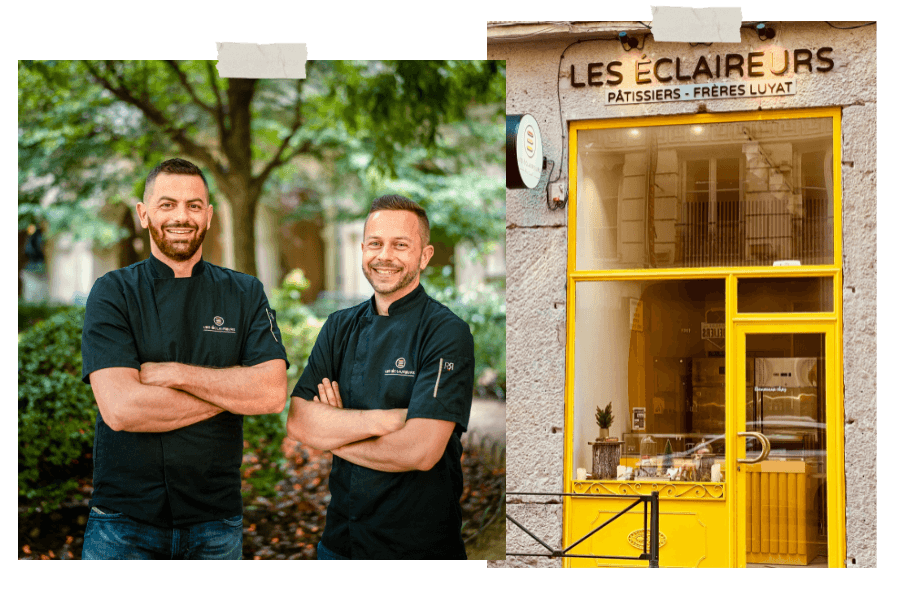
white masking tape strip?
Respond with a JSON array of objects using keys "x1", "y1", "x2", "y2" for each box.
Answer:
[
  {"x1": 215, "y1": 43, "x2": 307, "y2": 79},
  {"x1": 651, "y1": 7, "x2": 742, "y2": 43}
]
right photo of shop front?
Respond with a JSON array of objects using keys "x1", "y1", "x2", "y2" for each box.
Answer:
[{"x1": 493, "y1": 19, "x2": 875, "y2": 568}]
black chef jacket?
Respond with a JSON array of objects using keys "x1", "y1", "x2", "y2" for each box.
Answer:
[
  {"x1": 81, "y1": 254, "x2": 288, "y2": 528},
  {"x1": 292, "y1": 284, "x2": 474, "y2": 559}
]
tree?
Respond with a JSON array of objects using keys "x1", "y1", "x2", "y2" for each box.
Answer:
[
  {"x1": 295, "y1": 102, "x2": 506, "y2": 262},
  {"x1": 18, "y1": 61, "x2": 158, "y2": 252},
  {"x1": 18, "y1": 60, "x2": 505, "y2": 277}
]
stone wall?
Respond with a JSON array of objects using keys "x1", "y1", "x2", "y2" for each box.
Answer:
[{"x1": 490, "y1": 21, "x2": 876, "y2": 568}]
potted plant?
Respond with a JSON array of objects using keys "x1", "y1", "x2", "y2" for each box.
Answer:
[{"x1": 595, "y1": 402, "x2": 614, "y2": 441}]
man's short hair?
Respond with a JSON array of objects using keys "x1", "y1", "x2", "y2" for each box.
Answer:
[
  {"x1": 366, "y1": 195, "x2": 431, "y2": 247},
  {"x1": 144, "y1": 158, "x2": 210, "y2": 203}
]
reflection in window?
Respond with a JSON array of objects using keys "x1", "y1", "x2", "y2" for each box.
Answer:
[
  {"x1": 573, "y1": 279, "x2": 727, "y2": 482},
  {"x1": 744, "y1": 333, "x2": 828, "y2": 565},
  {"x1": 575, "y1": 118, "x2": 834, "y2": 270},
  {"x1": 683, "y1": 157, "x2": 743, "y2": 265},
  {"x1": 738, "y1": 277, "x2": 833, "y2": 313}
]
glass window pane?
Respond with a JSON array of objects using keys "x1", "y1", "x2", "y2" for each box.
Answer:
[
  {"x1": 744, "y1": 333, "x2": 828, "y2": 566},
  {"x1": 738, "y1": 277, "x2": 833, "y2": 312},
  {"x1": 575, "y1": 118, "x2": 835, "y2": 270},
  {"x1": 573, "y1": 279, "x2": 726, "y2": 482}
]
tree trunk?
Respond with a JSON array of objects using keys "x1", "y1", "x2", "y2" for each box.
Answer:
[
  {"x1": 227, "y1": 191, "x2": 258, "y2": 276},
  {"x1": 117, "y1": 204, "x2": 144, "y2": 268},
  {"x1": 209, "y1": 176, "x2": 259, "y2": 277},
  {"x1": 214, "y1": 78, "x2": 259, "y2": 276}
]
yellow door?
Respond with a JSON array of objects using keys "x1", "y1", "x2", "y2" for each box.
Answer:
[{"x1": 730, "y1": 320, "x2": 844, "y2": 567}]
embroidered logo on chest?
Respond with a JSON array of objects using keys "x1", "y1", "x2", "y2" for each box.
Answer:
[
  {"x1": 203, "y1": 315, "x2": 236, "y2": 334},
  {"x1": 385, "y1": 357, "x2": 415, "y2": 378}
]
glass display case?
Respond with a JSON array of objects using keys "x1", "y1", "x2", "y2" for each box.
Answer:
[{"x1": 621, "y1": 432, "x2": 724, "y2": 482}]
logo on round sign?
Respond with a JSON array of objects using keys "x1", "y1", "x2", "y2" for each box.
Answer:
[
  {"x1": 525, "y1": 124, "x2": 536, "y2": 158},
  {"x1": 515, "y1": 114, "x2": 542, "y2": 189}
]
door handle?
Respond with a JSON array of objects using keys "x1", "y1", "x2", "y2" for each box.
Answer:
[{"x1": 737, "y1": 431, "x2": 771, "y2": 464}]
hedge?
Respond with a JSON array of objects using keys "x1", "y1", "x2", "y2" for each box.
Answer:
[
  {"x1": 18, "y1": 307, "x2": 95, "y2": 513},
  {"x1": 17, "y1": 271, "x2": 325, "y2": 511}
]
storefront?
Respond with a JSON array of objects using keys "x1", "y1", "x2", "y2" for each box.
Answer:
[{"x1": 492, "y1": 21, "x2": 876, "y2": 568}]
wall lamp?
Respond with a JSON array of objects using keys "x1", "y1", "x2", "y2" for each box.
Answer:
[
  {"x1": 618, "y1": 31, "x2": 642, "y2": 51},
  {"x1": 756, "y1": 22, "x2": 776, "y2": 41}
]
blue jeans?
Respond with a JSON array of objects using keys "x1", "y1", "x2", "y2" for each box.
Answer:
[
  {"x1": 316, "y1": 541, "x2": 349, "y2": 560},
  {"x1": 82, "y1": 507, "x2": 243, "y2": 560}
]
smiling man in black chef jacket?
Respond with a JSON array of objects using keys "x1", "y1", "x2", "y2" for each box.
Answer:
[
  {"x1": 286, "y1": 195, "x2": 475, "y2": 560},
  {"x1": 80, "y1": 158, "x2": 288, "y2": 559}
]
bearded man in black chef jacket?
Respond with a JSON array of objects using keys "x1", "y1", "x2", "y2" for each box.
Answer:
[{"x1": 80, "y1": 158, "x2": 288, "y2": 559}]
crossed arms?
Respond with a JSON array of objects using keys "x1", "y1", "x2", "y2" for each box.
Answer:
[
  {"x1": 286, "y1": 379, "x2": 456, "y2": 473},
  {"x1": 89, "y1": 359, "x2": 287, "y2": 433}
]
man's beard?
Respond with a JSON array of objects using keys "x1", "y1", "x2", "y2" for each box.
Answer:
[
  {"x1": 363, "y1": 260, "x2": 420, "y2": 296},
  {"x1": 147, "y1": 215, "x2": 207, "y2": 262}
]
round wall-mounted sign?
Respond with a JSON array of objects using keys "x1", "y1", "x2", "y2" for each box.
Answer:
[{"x1": 506, "y1": 114, "x2": 543, "y2": 189}]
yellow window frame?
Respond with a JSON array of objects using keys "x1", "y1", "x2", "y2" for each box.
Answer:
[{"x1": 563, "y1": 107, "x2": 844, "y2": 567}]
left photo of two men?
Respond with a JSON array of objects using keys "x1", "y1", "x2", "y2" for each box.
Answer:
[{"x1": 17, "y1": 60, "x2": 506, "y2": 560}]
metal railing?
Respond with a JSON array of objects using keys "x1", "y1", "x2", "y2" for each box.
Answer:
[{"x1": 506, "y1": 490, "x2": 660, "y2": 567}]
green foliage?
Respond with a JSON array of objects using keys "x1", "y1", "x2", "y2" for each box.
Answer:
[
  {"x1": 19, "y1": 60, "x2": 506, "y2": 277},
  {"x1": 18, "y1": 61, "x2": 163, "y2": 247},
  {"x1": 18, "y1": 301, "x2": 71, "y2": 333},
  {"x1": 305, "y1": 69, "x2": 506, "y2": 263},
  {"x1": 595, "y1": 402, "x2": 614, "y2": 429},
  {"x1": 268, "y1": 269, "x2": 325, "y2": 385},
  {"x1": 18, "y1": 307, "x2": 95, "y2": 513},
  {"x1": 309, "y1": 294, "x2": 365, "y2": 320},
  {"x1": 335, "y1": 60, "x2": 505, "y2": 177},
  {"x1": 241, "y1": 409, "x2": 290, "y2": 500},
  {"x1": 356, "y1": 128, "x2": 505, "y2": 255},
  {"x1": 424, "y1": 281, "x2": 506, "y2": 399},
  {"x1": 243, "y1": 268, "x2": 326, "y2": 483}
]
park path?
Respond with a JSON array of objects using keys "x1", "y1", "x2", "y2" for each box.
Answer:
[{"x1": 464, "y1": 398, "x2": 506, "y2": 444}]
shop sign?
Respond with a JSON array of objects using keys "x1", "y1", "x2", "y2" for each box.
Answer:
[
  {"x1": 568, "y1": 47, "x2": 833, "y2": 106},
  {"x1": 506, "y1": 113, "x2": 543, "y2": 189},
  {"x1": 607, "y1": 80, "x2": 795, "y2": 105}
]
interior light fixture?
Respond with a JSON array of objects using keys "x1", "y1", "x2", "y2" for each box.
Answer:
[
  {"x1": 618, "y1": 31, "x2": 640, "y2": 51},
  {"x1": 756, "y1": 22, "x2": 776, "y2": 41}
]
